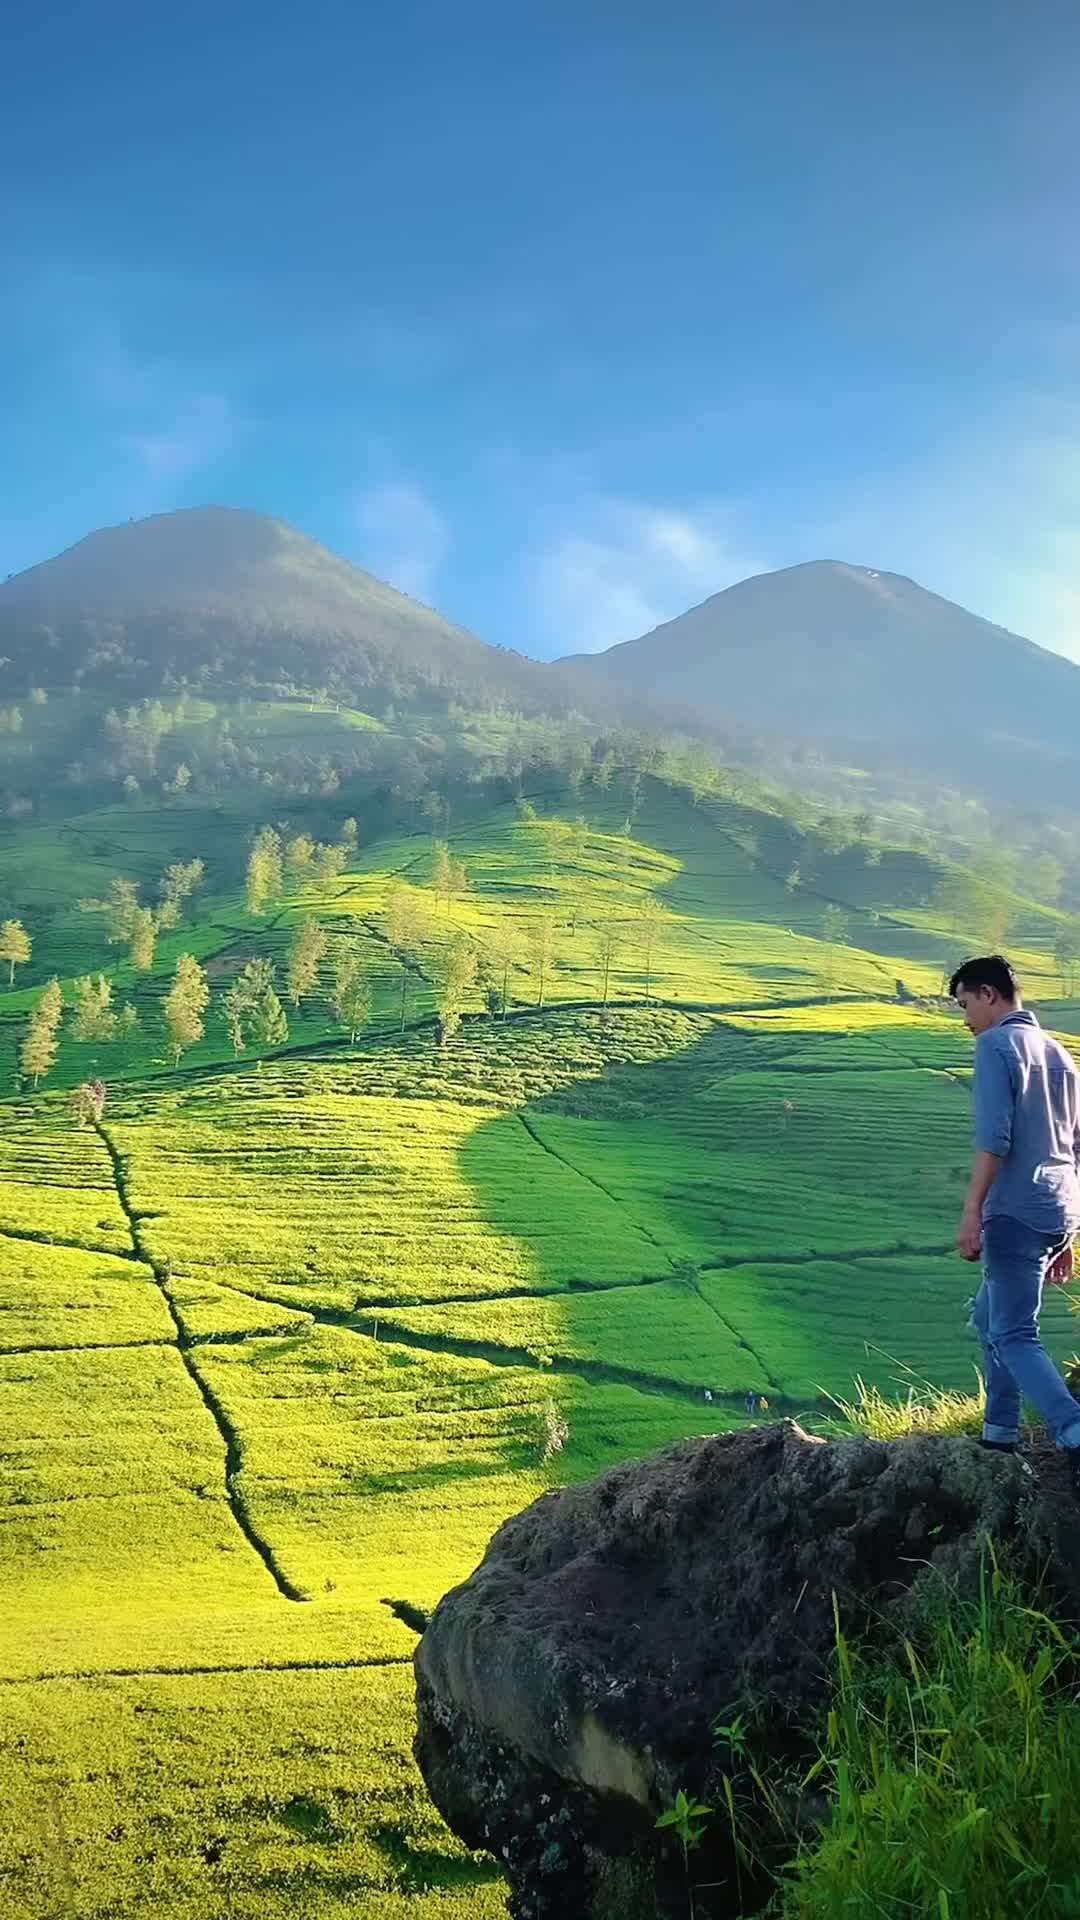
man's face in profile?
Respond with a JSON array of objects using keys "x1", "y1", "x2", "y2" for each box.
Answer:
[{"x1": 954, "y1": 985, "x2": 998, "y2": 1036}]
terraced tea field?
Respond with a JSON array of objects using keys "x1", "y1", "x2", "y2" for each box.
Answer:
[{"x1": 4, "y1": 778, "x2": 1079, "y2": 1917}]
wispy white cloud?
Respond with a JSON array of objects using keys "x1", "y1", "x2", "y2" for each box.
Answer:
[
  {"x1": 532, "y1": 498, "x2": 761, "y2": 655},
  {"x1": 119, "y1": 387, "x2": 236, "y2": 480},
  {"x1": 353, "y1": 481, "x2": 449, "y2": 601}
]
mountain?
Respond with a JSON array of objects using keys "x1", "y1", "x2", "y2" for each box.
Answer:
[
  {"x1": 561, "y1": 560, "x2": 1080, "y2": 796},
  {"x1": 0, "y1": 506, "x2": 577, "y2": 714}
]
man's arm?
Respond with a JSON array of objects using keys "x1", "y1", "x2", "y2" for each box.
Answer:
[
  {"x1": 956, "y1": 1041, "x2": 1013, "y2": 1261},
  {"x1": 956, "y1": 1149, "x2": 1003, "y2": 1260}
]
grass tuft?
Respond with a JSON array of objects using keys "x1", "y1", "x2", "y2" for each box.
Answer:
[
  {"x1": 825, "y1": 1353, "x2": 984, "y2": 1440},
  {"x1": 782, "y1": 1553, "x2": 1080, "y2": 1918}
]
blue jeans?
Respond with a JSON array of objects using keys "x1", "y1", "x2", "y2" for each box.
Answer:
[{"x1": 970, "y1": 1214, "x2": 1080, "y2": 1448}]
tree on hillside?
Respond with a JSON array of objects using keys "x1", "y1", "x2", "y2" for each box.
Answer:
[
  {"x1": 448, "y1": 856, "x2": 469, "y2": 916},
  {"x1": 340, "y1": 817, "x2": 359, "y2": 853},
  {"x1": 247, "y1": 965, "x2": 289, "y2": 1049},
  {"x1": 285, "y1": 834, "x2": 316, "y2": 884},
  {"x1": 436, "y1": 934, "x2": 477, "y2": 1045},
  {"x1": 70, "y1": 1080, "x2": 106, "y2": 1126},
  {"x1": 314, "y1": 841, "x2": 348, "y2": 886},
  {"x1": 222, "y1": 976, "x2": 251, "y2": 1055},
  {"x1": 72, "y1": 973, "x2": 118, "y2": 1043},
  {"x1": 537, "y1": 817, "x2": 570, "y2": 873},
  {"x1": 286, "y1": 918, "x2": 327, "y2": 1007},
  {"x1": 430, "y1": 840, "x2": 453, "y2": 914},
  {"x1": 246, "y1": 826, "x2": 284, "y2": 915},
  {"x1": 107, "y1": 878, "x2": 141, "y2": 945},
  {"x1": 528, "y1": 911, "x2": 557, "y2": 1008},
  {"x1": 128, "y1": 906, "x2": 157, "y2": 972},
  {"x1": 116, "y1": 1003, "x2": 141, "y2": 1051},
  {"x1": 162, "y1": 954, "x2": 209, "y2": 1066},
  {"x1": 157, "y1": 859, "x2": 205, "y2": 928},
  {"x1": 20, "y1": 977, "x2": 63, "y2": 1088},
  {"x1": 594, "y1": 919, "x2": 624, "y2": 1006},
  {"x1": 1054, "y1": 924, "x2": 1080, "y2": 997},
  {"x1": 78, "y1": 877, "x2": 141, "y2": 946},
  {"x1": 385, "y1": 882, "x2": 432, "y2": 1031},
  {"x1": 482, "y1": 918, "x2": 526, "y2": 1019},
  {"x1": 0, "y1": 918, "x2": 30, "y2": 987},
  {"x1": 331, "y1": 950, "x2": 370, "y2": 1043},
  {"x1": 637, "y1": 896, "x2": 669, "y2": 1002},
  {"x1": 223, "y1": 957, "x2": 289, "y2": 1052}
]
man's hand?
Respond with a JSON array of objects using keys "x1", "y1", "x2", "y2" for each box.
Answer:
[
  {"x1": 1047, "y1": 1243, "x2": 1075, "y2": 1289},
  {"x1": 956, "y1": 1206, "x2": 983, "y2": 1262}
]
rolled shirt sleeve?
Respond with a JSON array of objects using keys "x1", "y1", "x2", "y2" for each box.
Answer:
[{"x1": 973, "y1": 1039, "x2": 1014, "y2": 1157}]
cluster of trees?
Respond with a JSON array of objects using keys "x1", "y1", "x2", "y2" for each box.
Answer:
[
  {"x1": 15, "y1": 909, "x2": 380, "y2": 1087},
  {"x1": 20, "y1": 969, "x2": 144, "y2": 1085},
  {"x1": 245, "y1": 823, "x2": 357, "y2": 915},
  {"x1": 380, "y1": 833, "x2": 674, "y2": 1046},
  {"x1": 78, "y1": 859, "x2": 205, "y2": 973}
]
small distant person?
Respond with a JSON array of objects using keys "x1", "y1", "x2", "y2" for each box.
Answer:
[
  {"x1": 758, "y1": 1395, "x2": 768, "y2": 1414},
  {"x1": 951, "y1": 956, "x2": 1080, "y2": 1490},
  {"x1": 744, "y1": 1388, "x2": 756, "y2": 1416}
]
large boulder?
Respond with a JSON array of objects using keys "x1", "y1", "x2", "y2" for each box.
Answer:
[{"x1": 414, "y1": 1420, "x2": 1080, "y2": 1919}]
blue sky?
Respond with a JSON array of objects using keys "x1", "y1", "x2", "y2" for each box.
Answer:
[{"x1": 3, "y1": 0, "x2": 1078, "y2": 659}]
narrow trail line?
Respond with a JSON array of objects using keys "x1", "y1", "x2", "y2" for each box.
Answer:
[
  {"x1": 688, "y1": 1276, "x2": 784, "y2": 1396},
  {"x1": 351, "y1": 1271, "x2": 676, "y2": 1313},
  {"x1": 200, "y1": 1271, "x2": 795, "y2": 1411},
  {"x1": 0, "y1": 1654, "x2": 411, "y2": 1689},
  {"x1": 0, "y1": 1338, "x2": 173, "y2": 1359},
  {"x1": 196, "y1": 1267, "x2": 675, "y2": 1322},
  {"x1": 346, "y1": 1309, "x2": 778, "y2": 1406},
  {"x1": 516, "y1": 1112, "x2": 674, "y2": 1262},
  {"x1": 92, "y1": 1122, "x2": 306, "y2": 1605},
  {"x1": 0, "y1": 1223, "x2": 141, "y2": 1261},
  {"x1": 700, "y1": 1240, "x2": 954, "y2": 1274}
]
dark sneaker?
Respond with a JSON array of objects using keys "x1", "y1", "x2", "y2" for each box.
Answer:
[{"x1": 977, "y1": 1438, "x2": 1019, "y2": 1453}]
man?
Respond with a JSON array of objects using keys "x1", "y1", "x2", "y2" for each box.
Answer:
[{"x1": 951, "y1": 954, "x2": 1080, "y2": 1489}]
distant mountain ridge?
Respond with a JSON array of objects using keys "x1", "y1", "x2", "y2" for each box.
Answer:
[
  {"x1": 561, "y1": 559, "x2": 1080, "y2": 795},
  {"x1": 0, "y1": 506, "x2": 577, "y2": 714},
  {"x1": 6, "y1": 515, "x2": 1078, "y2": 808}
]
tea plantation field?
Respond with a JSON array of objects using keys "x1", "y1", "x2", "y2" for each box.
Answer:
[{"x1": 2, "y1": 779, "x2": 1078, "y2": 1917}]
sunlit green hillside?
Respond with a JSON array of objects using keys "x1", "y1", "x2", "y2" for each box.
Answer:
[{"x1": 2, "y1": 764, "x2": 1078, "y2": 1917}]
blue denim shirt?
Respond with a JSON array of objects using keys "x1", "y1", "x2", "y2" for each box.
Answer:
[{"x1": 973, "y1": 1010, "x2": 1080, "y2": 1232}]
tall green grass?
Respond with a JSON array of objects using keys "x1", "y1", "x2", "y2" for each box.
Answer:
[{"x1": 781, "y1": 1558, "x2": 1080, "y2": 1918}]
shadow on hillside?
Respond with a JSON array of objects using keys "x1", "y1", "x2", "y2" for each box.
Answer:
[
  {"x1": 620, "y1": 779, "x2": 959, "y2": 982},
  {"x1": 454, "y1": 1009, "x2": 980, "y2": 1401}
]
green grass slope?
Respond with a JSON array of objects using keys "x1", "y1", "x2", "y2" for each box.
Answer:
[{"x1": 2, "y1": 773, "x2": 1079, "y2": 1916}]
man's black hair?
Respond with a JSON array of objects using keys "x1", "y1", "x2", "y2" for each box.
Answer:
[{"x1": 948, "y1": 955, "x2": 1019, "y2": 1002}]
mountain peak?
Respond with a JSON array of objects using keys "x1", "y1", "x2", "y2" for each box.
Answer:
[
  {"x1": 2, "y1": 505, "x2": 417, "y2": 619},
  {"x1": 559, "y1": 556, "x2": 1078, "y2": 796},
  {"x1": 0, "y1": 506, "x2": 571, "y2": 714}
]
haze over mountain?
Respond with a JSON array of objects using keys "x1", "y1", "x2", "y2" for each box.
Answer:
[
  {"x1": 563, "y1": 560, "x2": 1080, "y2": 799},
  {"x1": 0, "y1": 507, "x2": 581, "y2": 716},
  {"x1": 6, "y1": 512, "x2": 1080, "y2": 815}
]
